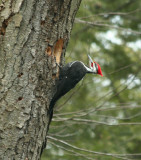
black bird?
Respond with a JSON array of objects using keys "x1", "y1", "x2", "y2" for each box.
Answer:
[{"x1": 48, "y1": 55, "x2": 103, "y2": 123}]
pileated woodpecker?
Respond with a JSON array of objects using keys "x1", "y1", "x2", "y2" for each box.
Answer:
[{"x1": 49, "y1": 55, "x2": 103, "y2": 123}]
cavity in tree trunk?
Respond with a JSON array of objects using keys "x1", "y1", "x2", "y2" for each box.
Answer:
[{"x1": 0, "y1": 0, "x2": 82, "y2": 159}]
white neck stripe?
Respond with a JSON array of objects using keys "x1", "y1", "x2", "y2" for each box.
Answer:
[{"x1": 70, "y1": 61, "x2": 94, "y2": 73}]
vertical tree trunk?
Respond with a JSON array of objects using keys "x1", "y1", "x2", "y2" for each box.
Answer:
[{"x1": 0, "y1": 0, "x2": 81, "y2": 159}]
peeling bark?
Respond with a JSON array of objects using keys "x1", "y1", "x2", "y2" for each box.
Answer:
[{"x1": 0, "y1": 0, "x2": 82, "y2": 159}]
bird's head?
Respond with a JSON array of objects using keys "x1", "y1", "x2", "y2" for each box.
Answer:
[{"x1": 88, "y1": 55, "x2": 103, "y2": 77}]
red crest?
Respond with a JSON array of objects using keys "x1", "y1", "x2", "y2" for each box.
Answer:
[{"x1": 95, "y1": 62, "x2": 103, "y2": 77}]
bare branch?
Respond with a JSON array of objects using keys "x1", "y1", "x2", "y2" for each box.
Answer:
[
  {"x1": 49, "y1": 132, "x2": 77, "y2": 138},
  {"x1": 53, "y1": 117, "x2": 141, "y2": 126},
  {"x1": 49, "y1": 141, "x2": 95, "y2": 160},
  {"x1": 78, "y1": 8, "x2": 141, "y2": 19},
  {"x1": 75, "y1": 19, "x2": 141, "y2": 35},
  {"x1": 47, "y1": 136, "x2": 141, "y2": 159},
  {"x1": 108, "y1": 64, "x2": 134, "y2": 75},
  {"x1": 91, "y1": 112, "x2": 141, "y2": 120},
  {"x1": 54, "y1": 105, "x2": 141, "y2": 117}
]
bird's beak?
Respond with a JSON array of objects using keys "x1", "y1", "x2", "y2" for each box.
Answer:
[
  {"x1": 88, "y1": 55, "x2": 94, "y2": 63},
  {"x1": 88, "y1": 55, "x2": 94, "y2": 69}
]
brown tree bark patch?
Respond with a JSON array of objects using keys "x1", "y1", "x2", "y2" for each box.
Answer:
[
  {"x1": 53, "y1": 39, "x2": 64, "y2": 64},
  {"x1": 0, "y1": 19, "x2": 9, "y2": 35},
  {"x1": 46, "y1": 46, "x2": 52, "y2": 56}
]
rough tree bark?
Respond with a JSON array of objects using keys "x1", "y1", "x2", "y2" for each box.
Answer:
[{"x1": 0, "y1": 0, "x2": 82, "y2": 159}]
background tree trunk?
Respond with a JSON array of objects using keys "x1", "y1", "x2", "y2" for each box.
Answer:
[{"x1": 0, "y1": 0, "x2": 81, "y2": 159}]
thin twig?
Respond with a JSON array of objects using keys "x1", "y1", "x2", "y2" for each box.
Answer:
[
  {"x1": 49, "y1": 141, "x2": 96, "y2": 160},
  {"x1": 53, "y1": 117, "x2": 141, "y2": 126},
  {"x1": 90, "y1": 112, "x2": 141, "y2": 120},
  {"x1": 47, "y1": 136, "x2": 141, "y2": 159},
  {"x1": 78, "y1": 9, "x2": 141, "y2": 19},
  {"x1": 54, "y1": 105, "x2": 141, "y2": 118},
  {"x1": 49, "y1": 132, "x2": 77, "y2": 138},
  {"x1": 75, "y1": 19, "x2": 141, "y2": 35}
]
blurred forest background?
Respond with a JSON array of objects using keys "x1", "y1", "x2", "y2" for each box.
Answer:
[{"x1": 42, "y1": 0, "x2": 141, "y2": 159}]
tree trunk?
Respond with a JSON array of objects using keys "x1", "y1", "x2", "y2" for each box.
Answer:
[{"x1": 0, "y1": 0, "x2": 81, "y2": 159}]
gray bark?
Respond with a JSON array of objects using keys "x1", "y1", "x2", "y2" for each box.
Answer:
[{"x1": 0, "y1": 0, "x2": 81, "y2": 159}]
